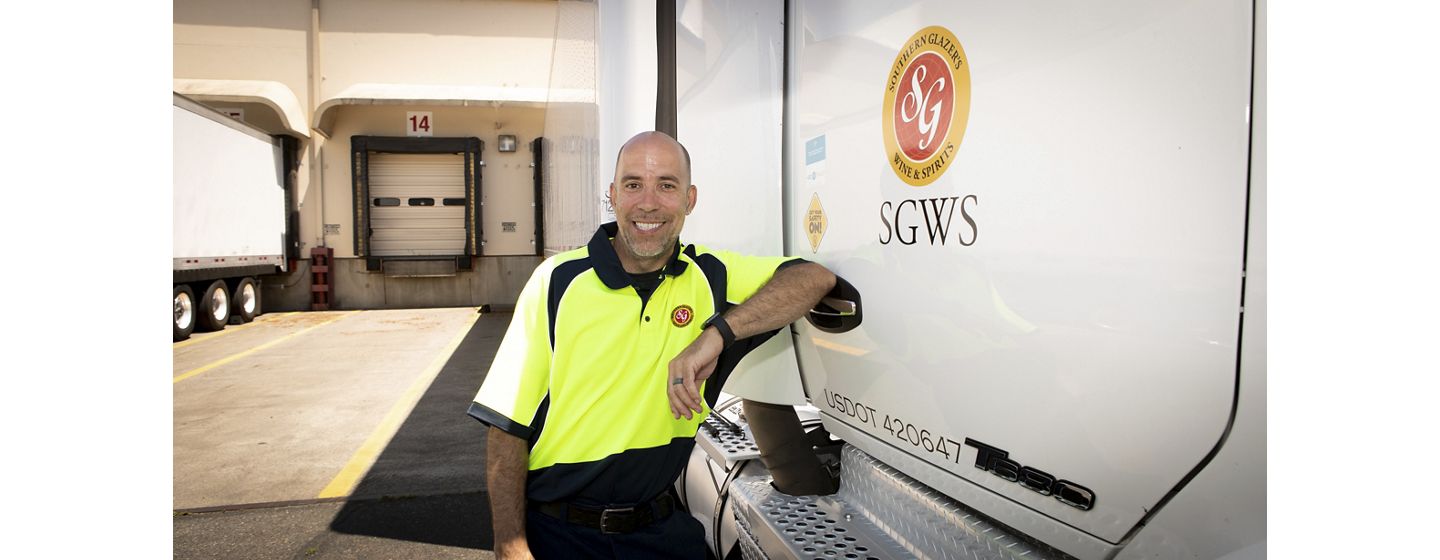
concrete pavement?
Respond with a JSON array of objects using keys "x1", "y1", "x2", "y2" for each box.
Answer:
[{"x1": 173, "y1": 308, "x2": 510, "y2": 558}]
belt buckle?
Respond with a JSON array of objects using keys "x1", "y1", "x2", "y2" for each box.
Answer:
[{"x1": 599, "y1": 506, "x2": 636, "y2": 534}]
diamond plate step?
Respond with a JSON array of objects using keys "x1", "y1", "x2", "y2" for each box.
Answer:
[
  {"x1": 730, "y1": 445, "x2": 1067, "y2": 560},
  {"x1": 698, "y1": 412, "x2": 761, "y2": 464},
  {"x1": 732, "y1": 474, "x2": 909, "y2": 560}
]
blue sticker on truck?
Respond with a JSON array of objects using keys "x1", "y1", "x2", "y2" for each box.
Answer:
[{"x1": 805, "y1": 135, "x2": 826, "y2": 165}]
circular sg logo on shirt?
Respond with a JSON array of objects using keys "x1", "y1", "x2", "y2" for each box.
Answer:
[
  {"x1": 882, "y1": 26, "x2": 971, "y2": 186},
  {"x1": 671, "y1": 305, "x2": 694, "y2": 327}
]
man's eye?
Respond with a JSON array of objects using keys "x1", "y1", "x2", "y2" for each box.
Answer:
[
  {"x1": 661, "y1": 183, "x2": 676, "y2": 191},
  {"x1": 625, "y1": 183, "x2": 641, "y2": 190}
]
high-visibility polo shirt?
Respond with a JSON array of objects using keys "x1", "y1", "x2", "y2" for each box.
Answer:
[{"x1": 469, "y1": 222, "x2": 803, "y2": 506}]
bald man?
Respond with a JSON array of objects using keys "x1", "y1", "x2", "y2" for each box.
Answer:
[{"x1": 471, "y1": 131, "x2": 836, "y2": 559}]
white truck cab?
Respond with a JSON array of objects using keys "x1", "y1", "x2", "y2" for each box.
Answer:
[{"x1": 662, "y1": 1, "x2": 1266, "y2": 559}]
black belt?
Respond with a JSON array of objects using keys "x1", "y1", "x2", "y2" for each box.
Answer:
[{"x1": 529, "y1": 493, "x2": 675, "y2": 534}]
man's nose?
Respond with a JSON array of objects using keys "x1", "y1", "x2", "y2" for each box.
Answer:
[{"x1": 635, "y1": 187, "x2": 661, "y2": 211}]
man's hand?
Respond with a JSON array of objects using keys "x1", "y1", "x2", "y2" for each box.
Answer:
[
  {"x1": 665, "y1": 262, "x2": 837, "y2": 420},
  {"x1": 668, "y1": 327, "x2": 723, "y2": 419}
]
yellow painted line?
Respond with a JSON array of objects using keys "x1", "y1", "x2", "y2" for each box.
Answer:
[
  {"x1": 318, "y1": 310, "x2": 483, "y2": 499},
  {"x1": 813, "y1": 337, "x2": 870, "y2": 356},
  {"x1": 172, "y1": 320, "x2": 257, "y2": 350},
  {"x1": 171, "y1": 312, "x2": 305, "y2": 350},
  {"x1": 172, "y1": 311, "x2": 362, "y2": 384}
]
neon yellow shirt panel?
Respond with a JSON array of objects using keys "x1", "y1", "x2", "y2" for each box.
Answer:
[
  {"x1": 527, "y1": 258, "x2": 719, "y2": 469},
  {"x1": 471, "y1": 249, "x2": 581, "y2": 430},
  {"x1": 688, "y1": 244, "x2": 796, "y2": 304}
]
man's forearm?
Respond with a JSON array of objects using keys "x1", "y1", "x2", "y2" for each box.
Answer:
[
  {"x1": 487, "y1": 426, "x2": 532, "y2": 559},
  {"x1": 668, "y1": 261, "x2": 838, "y2": 419},
  {"x1": 723, "y1": 262, "x2": 837, "y2": 340}
]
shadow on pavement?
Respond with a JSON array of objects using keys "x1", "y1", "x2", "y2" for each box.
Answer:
[
  {"x1": 326, "y1": 311, "x2": 511, "y2": 550},
  {"x1": 328, "y1": 492, "x2": 494, "y2": 551}
]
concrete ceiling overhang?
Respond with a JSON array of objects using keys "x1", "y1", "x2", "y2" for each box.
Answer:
[
  {"x1": 173, "y1": 79, "x2": 310, "y2": 139},
  {"x1": 312, "y1": 83, "x2": 579, "y2": 138}
]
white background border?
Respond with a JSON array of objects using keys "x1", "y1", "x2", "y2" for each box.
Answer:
[{"x1": 4, "y1": 1, "x2": 1439, "y2": 557}]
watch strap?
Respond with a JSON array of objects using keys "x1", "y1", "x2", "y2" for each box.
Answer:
[{"x1": 705, "y1": 313, "x2": 736, "y2": 349}]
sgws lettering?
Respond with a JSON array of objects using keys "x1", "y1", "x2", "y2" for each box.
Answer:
[{"x1": 879, "y1": 195, "x2": 978, "y2": 246}]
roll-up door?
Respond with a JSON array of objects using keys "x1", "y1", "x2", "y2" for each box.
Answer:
[{"x1": 368, "y1": 153, "x2": 466, "y2": 256}]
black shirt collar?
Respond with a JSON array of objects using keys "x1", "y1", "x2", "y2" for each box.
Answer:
[{"x1": 588, "y1": 221, "x2": 690, "y2": 290}]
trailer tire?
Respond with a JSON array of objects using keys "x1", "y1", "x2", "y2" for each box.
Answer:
[
  {"x1": 174, "y1": 284, "x2": 197, "y2": 342},
  {"x1": 197, "y1": 280, "x2": 231, "y2": 332},
  {"x1": 231, "y1": 277, "x2": 260, "y2": 323}
]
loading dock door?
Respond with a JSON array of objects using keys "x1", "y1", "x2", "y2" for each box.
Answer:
[{"x1": 368, "y1": 153, "x2": 466, "y2": 256}]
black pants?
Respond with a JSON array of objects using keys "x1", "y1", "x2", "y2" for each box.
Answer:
[{"x1": 526, "y1": 507, "x2": 707, "y2": 559}]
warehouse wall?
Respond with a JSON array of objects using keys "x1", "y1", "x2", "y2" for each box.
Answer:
[
  {"x1": 174, "y1": 0, "x2": 560, "y2": 311},
  {"x1": 173, "y1": 0, "x2": 311, "y2": 104},
  {"x1": 317, "y1": 0, "x2": 557, "y2": 100},
  {"x1": 320, "y1": 104, "x2": 547, "y2": 259}
]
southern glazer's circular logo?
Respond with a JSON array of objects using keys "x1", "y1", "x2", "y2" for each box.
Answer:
[
  {"x1": 882, "y1": 26, "x2": 971, "y2": 186},
  {"x1": 671, "y1": 305, "x2": 694, "y2": 327}
]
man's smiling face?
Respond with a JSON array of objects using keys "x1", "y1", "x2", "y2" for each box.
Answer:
[{"x1": 609, "y1": 133, "x2": 696, "y2": 272}]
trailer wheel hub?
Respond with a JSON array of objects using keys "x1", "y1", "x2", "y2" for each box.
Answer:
[{"x1": 175, "y1": 291, "x2": 194, "y2": 329}]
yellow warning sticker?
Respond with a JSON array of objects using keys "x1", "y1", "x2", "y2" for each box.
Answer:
[{"x1": 806, "y1": 193, "x2": 828, "y2": 253}]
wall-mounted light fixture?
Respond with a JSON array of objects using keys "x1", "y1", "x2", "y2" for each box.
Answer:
[{"x1": 498, "y1": 134, "x2": 517, "y2": 152}]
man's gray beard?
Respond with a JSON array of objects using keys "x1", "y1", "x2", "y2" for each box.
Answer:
[{"x1": 619, "y1": 229, "x2": 675, "y2": 260}]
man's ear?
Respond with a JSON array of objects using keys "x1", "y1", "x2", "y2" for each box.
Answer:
[
  {"x1": 686, "y1": 184, "x2": 697, "y2": 215},
  {"x1": 608, "y1": 182, "x2": 616, "y2": 202}
]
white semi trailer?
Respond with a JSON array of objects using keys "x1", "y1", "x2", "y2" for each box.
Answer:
[
  {"x1": 172, "y1": 93, "x2": 292, "y2": 341},
  {"x1": 644, "y1": 1, "x2": 1267, "y2": 559}
]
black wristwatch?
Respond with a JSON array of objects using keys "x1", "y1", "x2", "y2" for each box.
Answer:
[{"x1": 703, "y1": 313, "x2": 736, "y2": 349}]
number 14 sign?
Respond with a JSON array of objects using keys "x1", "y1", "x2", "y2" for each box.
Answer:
[{"x1": 406, "y1": 112, "x2": 433, "y2": 137}]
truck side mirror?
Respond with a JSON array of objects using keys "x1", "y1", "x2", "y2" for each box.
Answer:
[{"x1": 806, "y1": 275, "x2": 861, "y2": 333}]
